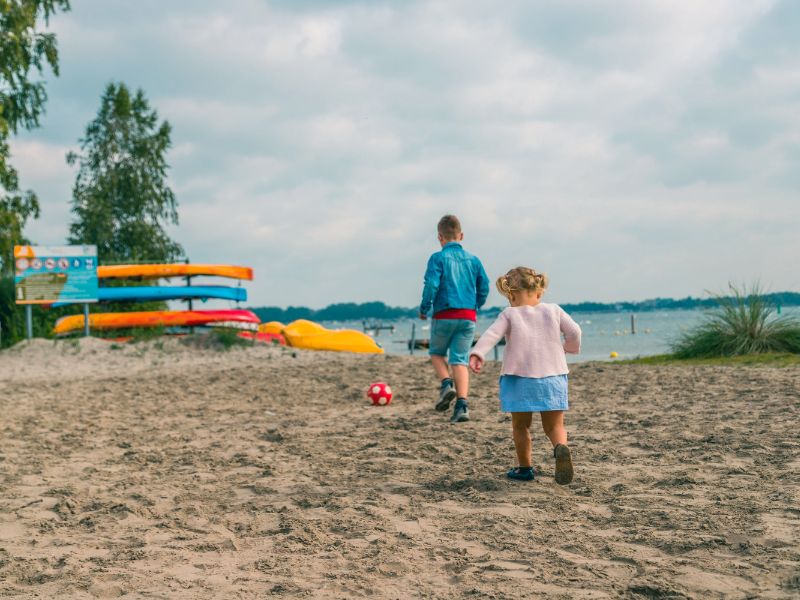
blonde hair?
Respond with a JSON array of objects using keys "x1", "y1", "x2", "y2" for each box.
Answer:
[
  {"x1": 496, "y1": 266, "x2": 548, "y2": 299},
  {"x1": 437, "y1": 214, "x2": 461, "y2": 240}
]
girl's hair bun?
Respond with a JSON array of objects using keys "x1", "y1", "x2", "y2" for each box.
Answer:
[{"x1": 495, "y1": 266, "x2": 548, "y2": 299}]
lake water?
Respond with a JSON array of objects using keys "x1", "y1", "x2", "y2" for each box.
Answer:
[{"x1": 325, "y1": 307, "x2": 800, "y2": 362}]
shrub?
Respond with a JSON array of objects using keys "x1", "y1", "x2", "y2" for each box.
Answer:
[
  {"x1": 672, "y1": 284, "x2": 800, "y2": 358},
  {"x1": 210, "y1": 328, "x2": 249, "y2": 350},
  {"x1": 0, "y1": 276, "x2": 84, "y2": 347},
  {"x1": 130, "y1": 326, "x2": 166, "y2": 344},
  {"x1": 180, "y1": 328, "x2": 250, "y2": 351}
]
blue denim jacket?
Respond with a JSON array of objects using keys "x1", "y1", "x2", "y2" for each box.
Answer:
[{"x1": 420, "y1": 242, "x2": 490, "y2": 317}]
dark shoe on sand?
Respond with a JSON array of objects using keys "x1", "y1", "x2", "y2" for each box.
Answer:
[
  {"x1": 506, "y1": 467, "x2": 534, "y2": 481},
  {"x1": 450, "y1": 399, "x2": 469, "y2": 423},
  {"x1": 554, "y1": 444, "x2": 574, "y2": 485},
  {"x1": 435, "y1": 381, "x2": 456, "y2": 411}
]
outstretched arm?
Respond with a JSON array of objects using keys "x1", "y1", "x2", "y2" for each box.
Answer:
[
  {"x1": 559, "y1": 307, "x2": 582, "y2": 354},
  {"x1": 470, "y1": 312, "x2": 509, "y2": 372}
]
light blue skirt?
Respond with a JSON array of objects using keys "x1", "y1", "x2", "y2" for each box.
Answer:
[{"x1": 499, "y1": 374, "x2": 569, "y2": 413}]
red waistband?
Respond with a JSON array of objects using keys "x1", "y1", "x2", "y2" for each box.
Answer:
[{"x1": 433, "y1": 309, "x2": 477, "y2": 321}]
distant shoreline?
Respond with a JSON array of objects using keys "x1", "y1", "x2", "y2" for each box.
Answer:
[{"x1": 250, "y1": 292, "x2": 800, "y2": 323}]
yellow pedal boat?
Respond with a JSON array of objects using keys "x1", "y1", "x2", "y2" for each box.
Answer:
[
  {"x1": 258, "y1": 321, "x2": 285, "y2": 336},
  {"x1": 280, "y1": 320, "x2": 383, "y2": 354}
]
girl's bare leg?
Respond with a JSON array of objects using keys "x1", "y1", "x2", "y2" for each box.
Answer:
[
  {"x1": 511, "y1": 412, "x2": 533, "y2": 467},
  {"x1": 542, "y1": 410, "x2": 573, "y2": 484},
  {"x1": 540, "y1": 410, "x2": 567, "y2": 447}
]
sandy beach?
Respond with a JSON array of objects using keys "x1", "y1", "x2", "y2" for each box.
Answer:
[{"x1": 0, "y1": 338, "x2": 798, "y2": 599}]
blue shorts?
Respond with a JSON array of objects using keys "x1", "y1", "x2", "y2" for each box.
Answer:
[{"x1": 428, "y1": 319, "x2": 476, "y2": 366}]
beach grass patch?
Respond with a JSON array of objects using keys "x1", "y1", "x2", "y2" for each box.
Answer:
[
  {"x1": 129, "y1": 326, "x2": 167, "y2": 344},
  {"x1": 670, "y1": 284, "x2": 800, "y2": 359},
  {"x1": 180, "y1": 328, "x2": 250, "y2": 351},
  {"x1": 210, "y1": 328, "x2": 250, "y2": 350}
]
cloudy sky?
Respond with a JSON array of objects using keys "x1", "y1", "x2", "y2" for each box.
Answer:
[{"x1": 11, "y1": 0, "x2": 800, "y2": 308}]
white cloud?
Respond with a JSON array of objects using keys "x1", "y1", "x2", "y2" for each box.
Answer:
[{"x1": 9, "y1": 140, "x2": 73, "y2": 183}]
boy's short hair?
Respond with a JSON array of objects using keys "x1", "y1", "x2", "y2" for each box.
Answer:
[{"x1": 437, "y1": 214, "x2": 462, "y2": 240}]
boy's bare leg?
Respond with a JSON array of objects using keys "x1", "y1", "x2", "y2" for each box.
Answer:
[
  {"x1": 430, "y1": 355, "x2": 450, "y2": 380},
  {"x1": 511, "y1": 412, "x2": 533, "y2": 467},
  {"x1": 540, "y1": 411, "x2": 567, "y2": 446},
  {"x1": 431, "y1": 355, "x2": 457, "y2": 412},
  {"x1": 451, "y1": 364, "x2": 469, "y2": 399}
]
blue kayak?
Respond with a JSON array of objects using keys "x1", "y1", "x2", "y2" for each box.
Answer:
[{"x1": 53, "y1": 285, "x2": 247, "y2": 306}]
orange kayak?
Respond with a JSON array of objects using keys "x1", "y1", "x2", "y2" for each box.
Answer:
[
  {"x1": 53, "y1": 309, "x2": 260, "y2": 335},
  {"x1": 97, "y1": 264, "x2": 253, "y2": 281}
]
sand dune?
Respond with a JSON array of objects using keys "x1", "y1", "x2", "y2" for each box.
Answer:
[{"x1": 0, "y1": 338, "x2": 798, "y2": 598}]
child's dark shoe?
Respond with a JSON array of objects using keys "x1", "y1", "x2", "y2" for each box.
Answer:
[
  {"x1": 553, "y1": 443, "x2": 574, "y2": 485},
  {"x1": 435, "y1": 379, "x2": 456, "y2": 411},
  {"x1": 506, "y1": 466, "x2": 534, "y2": 481},
  {"x1": 450, "y1": 398, "x2": 469, "y2": 423}
]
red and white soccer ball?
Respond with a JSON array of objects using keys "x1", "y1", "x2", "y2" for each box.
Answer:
[{"x1": 367, "y1": 382, "x2": 393, "y2": 406}]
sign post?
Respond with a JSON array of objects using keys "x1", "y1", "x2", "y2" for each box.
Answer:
[
  {"x1": 14, "y1": 245, "x2": 99, "y2": 339},
  {"x1": 83, "y1": 303, "x2": 91, "y2": 337}
]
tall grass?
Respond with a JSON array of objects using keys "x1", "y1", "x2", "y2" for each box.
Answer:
[
  {"x1": 180, "y1": 328, "x2": 250, "y2": 351},
  {"x1": 672, "y1": 284, "x2": 800, "y2": 358}
]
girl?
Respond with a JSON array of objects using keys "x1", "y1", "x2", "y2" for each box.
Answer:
[{"x1": 469, "y1": 267, "x2": 581, "y2": 484}]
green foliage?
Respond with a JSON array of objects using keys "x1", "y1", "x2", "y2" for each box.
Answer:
[
  {"x1": 315, "y1": 301, "x2": 414, "y2": 321},
  {"x1": 495, "y1": 292, "x2": 800, "y2": 317},
  {"x1": 129, "y1": 325, "x2": 166, "y2": 344},
  {"x1": 0, "y1": 0, "x2": 70, "y2": 272},
  {"x1": 181, "y1": 328, "x2": 250, "y2": 351},
  {"x1": 210, "y1": 328, "x2": 249, "y2": 350},
  {"x1": 251, "y1": 294, "x2": 800, "y2": 323},
  {"x1": 671, "y1": 284, "x2": 800, "y2": 358},
  {"x1": 0, "y1": 274, "x2": 74, "y2": 347},
  {"x1": 67, "y1": 82, "x2": 183, "y2": 263},
  {"x1": 0, "y1": 276, "x2": 21, "y2": 345},
  {"x1": 251, "y1": 301, "x2": 416, "y2": 323},
  {"x1": 0, "y1": 191, "x2": 39, "y2": 273}
]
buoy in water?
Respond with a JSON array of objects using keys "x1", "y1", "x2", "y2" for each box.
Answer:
[{"x1": 610, "y1": 351, "x2": 619, "y2": 358}]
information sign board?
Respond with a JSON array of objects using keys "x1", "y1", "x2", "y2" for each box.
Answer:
[{"x1": 14, "y1": 245, "x2": 99, "y2": 305}]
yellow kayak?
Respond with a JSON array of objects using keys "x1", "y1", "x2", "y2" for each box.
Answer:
[
  {"x1": 97, "y1": 264, "x2": 253, "y2": 281},
  {"x1": 281, "y1": 319, "x2": 384, "y2": 354},
  {"x1": 258, "y1": 321, "x2": 285, "y2": 336}
]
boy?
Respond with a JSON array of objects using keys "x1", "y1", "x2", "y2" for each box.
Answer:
[{"x1": 419, "y1": 215, "x2": 489, "y2": 423}]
